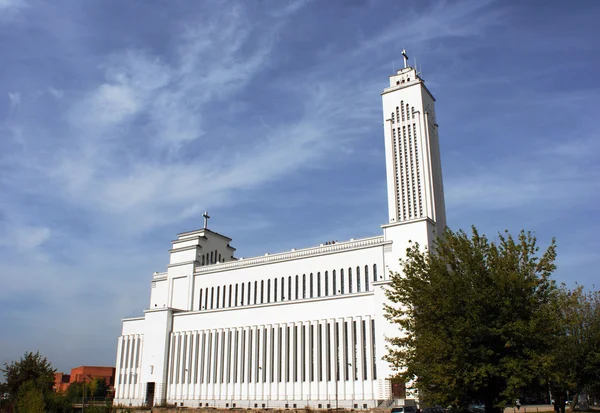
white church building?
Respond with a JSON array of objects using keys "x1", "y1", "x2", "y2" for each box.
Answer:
[{"x1": 114, "y1": 55, "x2": 446, "y2": 409}]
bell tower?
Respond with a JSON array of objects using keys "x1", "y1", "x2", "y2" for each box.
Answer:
[{"x1": 381, "y1": 51, "x2": 446, "y2": 236}]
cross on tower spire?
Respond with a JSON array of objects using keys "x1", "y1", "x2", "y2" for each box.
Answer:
[
  {"x1": 402, "y1": 49, "x2": 409, "y2": 69},
  {"x1": 202, "y1": 211, "x2": 210, "y2": 229}
]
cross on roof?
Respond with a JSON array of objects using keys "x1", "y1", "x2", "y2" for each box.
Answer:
[{"x1": 202, "y1": 211, "x2": 210, "y2": 229}]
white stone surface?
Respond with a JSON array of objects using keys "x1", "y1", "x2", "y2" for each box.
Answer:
[{"x1": 114, "y1": 62, "x2": 446, "y2": 408}]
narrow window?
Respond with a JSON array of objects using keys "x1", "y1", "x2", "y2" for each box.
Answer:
[
  {"x1": 281, "y1": 277, "x2": 285, "y2": 301},
  {"x1": 228, "y1": 284, "x2": 232, "y2": 307},
  {"x1": 356, "y1": 266, "x2": 361, "y2": 292},
  {"x1": 340, "y1": 269, "x2": 345, "y2": 294},
  {"x1": 365, "y1": 265, "x2": 369, "y2": 291},
  {"x1": 210, "y1": 251, "x2": 213, "y2": 263},
  {"x1": 204, "y1": 287, "x2": 208, "y2": 310},
  {"x1": 318, "y1": 324, "x2": 323, "y2": 381},
  {"x1": 202, "y1": 255, "x2": 205, "y2": 265},
  {"x1": 295, "y1": 276, "x2": 299, "y2": 300},
  {"x1": 216, "y1": 286, "x2": 220, "y2": 309},
  {"x1": 373, "y1": 264, "x2": 378, "y2": 282},
  {"x1": 310, "y1": 273, "x2": 314, "y2": 298},
  {"x1": 371, "y1": 320, "x2": 377, "y2": 379},
  {"x1": 325, "y1": 271, "x2": 329, "y2": 296},
  {"x1": 210, "y1": 287, "x2": 214, "y2": 309},
  {"x1": 344, "y1": 322, "x2": 349, "y2": 381},
  {"x1": 288, "y1": 276, "x2": 292, "y2": 301},
  {"x1": 274, "y1": 278, "x2": 278, "y2": 303},
  {"x1": 222, "y1": 285, "x2": 226, "y2": 308},
  {"x1": 310, "y1": 324, "x2": 314, "y2": 382},
  {"x1": 241, "y1": 330, "x2": 246, "y2": 383},
  {"x1": 333, "y1": 270, "x2": 337, "y2": 295},
  {"x1": 293, "y1": 326, "x2": 298, "y2": 382},
  {"x1": 301, "y1": 325, "x2": 306, "y2": 381},
  {"x1": 317, "y1": 272, "x2": 321, "y2": 297},
  {"x1": 218, "y1": 253, "x2": 221, "y2": 262},
  {"x1": 248, "y1": 282, "x2": 251, "y2": 305},
  {"x1": 302, "y1": 274, "x2": 306, "y2": 298},
  {"x1": 267, "y1": 279, "x2": 271, "y2": 303},
  {"x1": 199, "y1": 289, "x2": 203, "y2": 310},
  {"x1": 326, "y1": 323, "x2": 331, "y2": 381},
  {"x1": 362, "y1": 320, "x2": 368, "y2": 380},
  {"x1": 248, "y1": 330, "x2": 253, "y2": 383},
  {"x1": 241, "y1": 283, "x2": 244, "y2": 305},
  {"x1": 348, "y1": 267, "x2": 353, "y2": 293},
  {"x1": 235, "y1": 284, "x2": 238, "y2": 306},
  {"x1": 254, "y1": 281, "x2": 258, "y2": 305},
  {"x1": 261, "y1": 280, "x2": 265, "y2": 304}
]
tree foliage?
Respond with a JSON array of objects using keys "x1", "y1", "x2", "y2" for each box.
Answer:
[
  {"x1": 15, "y1": 382, "x2": 44, "y2": 413},
  {"x1": 1, "y1": 352, "x2": 55, "y2": 402},
  {"x1": 384, "y1": 227, "x2": 559, "y2": 413},
  {"x1": 548, "y1": 286, "x2": 600, "y2": 407}
]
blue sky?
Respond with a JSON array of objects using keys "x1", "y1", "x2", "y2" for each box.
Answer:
[{"x1": 1, "y1": 0, "x2": 599, "y2": 373}]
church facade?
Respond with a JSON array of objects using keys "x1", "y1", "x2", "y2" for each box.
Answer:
[{"x1": 113, "y1": 58, "x2": 446, "y2": 409}]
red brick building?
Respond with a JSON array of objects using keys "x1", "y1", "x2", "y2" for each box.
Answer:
[{"x1": 53, "y1": 366, "x2": 116, "y2": 394}]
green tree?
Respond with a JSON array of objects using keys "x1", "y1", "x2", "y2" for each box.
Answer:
[
  {"x1": 384, "y1": 227, "x2": 559, "y2": 413},
  {"x1": 547, "y1": 286, "x2": 600, "y2": 409},
  {"x1": 1, "y1": 352, "x2": 55, "y2": 402},
  {"x1": 15, "y1": 381, "x2": 45, "y2": 413}
]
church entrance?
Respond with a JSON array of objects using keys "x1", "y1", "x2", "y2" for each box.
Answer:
[{"x1": 145, "y1": 382, "x2": 155, "y2": 407}]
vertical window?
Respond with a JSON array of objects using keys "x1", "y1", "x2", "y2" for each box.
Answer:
[
  {"x1": 210, "y1": 251, "x2": 213, "y2": 263},
  {"x1": 274, "y1": 278, "x2": 278, "y2": 303},
  {"x1": 310, "y1": 273, "x2": 314, "y2": 298},
  {"x1": 302, "y1": 274, "x2": 306, "y2": 299},
  {"x1": 205, "y1": 288, "x2": 209, "y2": 310},
  {"x1": 202, "y1": 255, "x2": 205, "y2": 265},
  {"x1": 254, "y1": 281, "x2": 258, "y2": 305},
  {"x1": 353, "y1": 321, "x2": 358, "y2": 380},
  {"x1": 340, "y1": 269, "x2": 345, "y2": 294},
  {"x1": 293, "y1": 326, "x2": 298, "y2": 382},
  {"x1": 267, "y1": 279, "x2": 271, "y2": 303},
  {"x1": 235, "y1": 284, "x2": 239, "y2": 306},
  {"x1": 317, "y1": 272, "x2": 321, "y2": 297},
  {"x1": 318, "y1": 324, "x2": 323, "y2": 381},
  {"x1": 362, "y1": 320, "x2": 367, "y2": 380},
  {"x1": 199, "y1": 289, "x2": 203, "y2": 310},
  {"x1": 281, "y1": 277, "x2": 285, "y2": 301},
  {"x1": 248, "y1": 282, "x2": 251, "y2": 305},
  {"x1": 344, "y1": 322, "x2": 349, "y2": 381},
  {"x1": 371, "y1": 320, "x2": 377, "y2": 379},
  {"x1": 310, "y1": 325, "x2": 314, "y2": 382},
  {"x1": 241, "y1": 330, "x2": 246, "y2": 383},
  {"x1": 348, "y1": 268, "x2": 353, "y2": 293},
  {"x1": 286, "y1": 326, "x2": 290, "y2": 382},
  {"x1": 333, "y1": 270, "x2": 337, "y2": 295},
  {"x1": 288, "y1": 276, "x2": 292, "y2": 301},
  {"x1": 222, "y1": 285, "x2": 226, "y2": 308},
  {"x1": 241, "y1": 283, "x2": 244, "y2": 305},
  {"x1": 261, "y1": 280, "x2": 265, "y2": 304},
  {"x1": 373, "y1": 264, "x2": 378, "y2": 282},
  {"x1": 210, "y1": 287, "x2": 214, "y2": 309},
  {"x1": 326, "y1": 323, "x2": 331, "y2": 381},
  {"x1": 218, "y1": 253, "x2": 221, "y2": 262},
  {"x1": 216, "y1": 286, "x2": 220, "y2": 309},
  {"x1": 248, "y1": 330, "x2": 253, "y2": 383},
  {"x1": 365, "y1": 265, "x2": 369, "y2": 292},
  {"x1": 325, "y1": 271, "x2": 329, "y2": 296},
  {"x1": 301, "y1": 325, "x2": 306, "y2": 381},
  {"x1": 356, "y1": 267, "x2": 361, "y2": 292},
  {"x1": 228, "y1": 284, "x2": 232, "y2": 307},
  {"x1": 335, "y1": 322, "x2": 340, "y2": 381}
]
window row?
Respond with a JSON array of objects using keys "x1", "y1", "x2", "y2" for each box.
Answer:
[
  {"x1": 200, "y1": 250, "x2": 225, "y2": 266},
  {"x1": 167, "y1": 319, "x2": 378, "y2": 386},
  {"x1": 198, "y1": 264, "x2": 379, "y2": 311}
]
